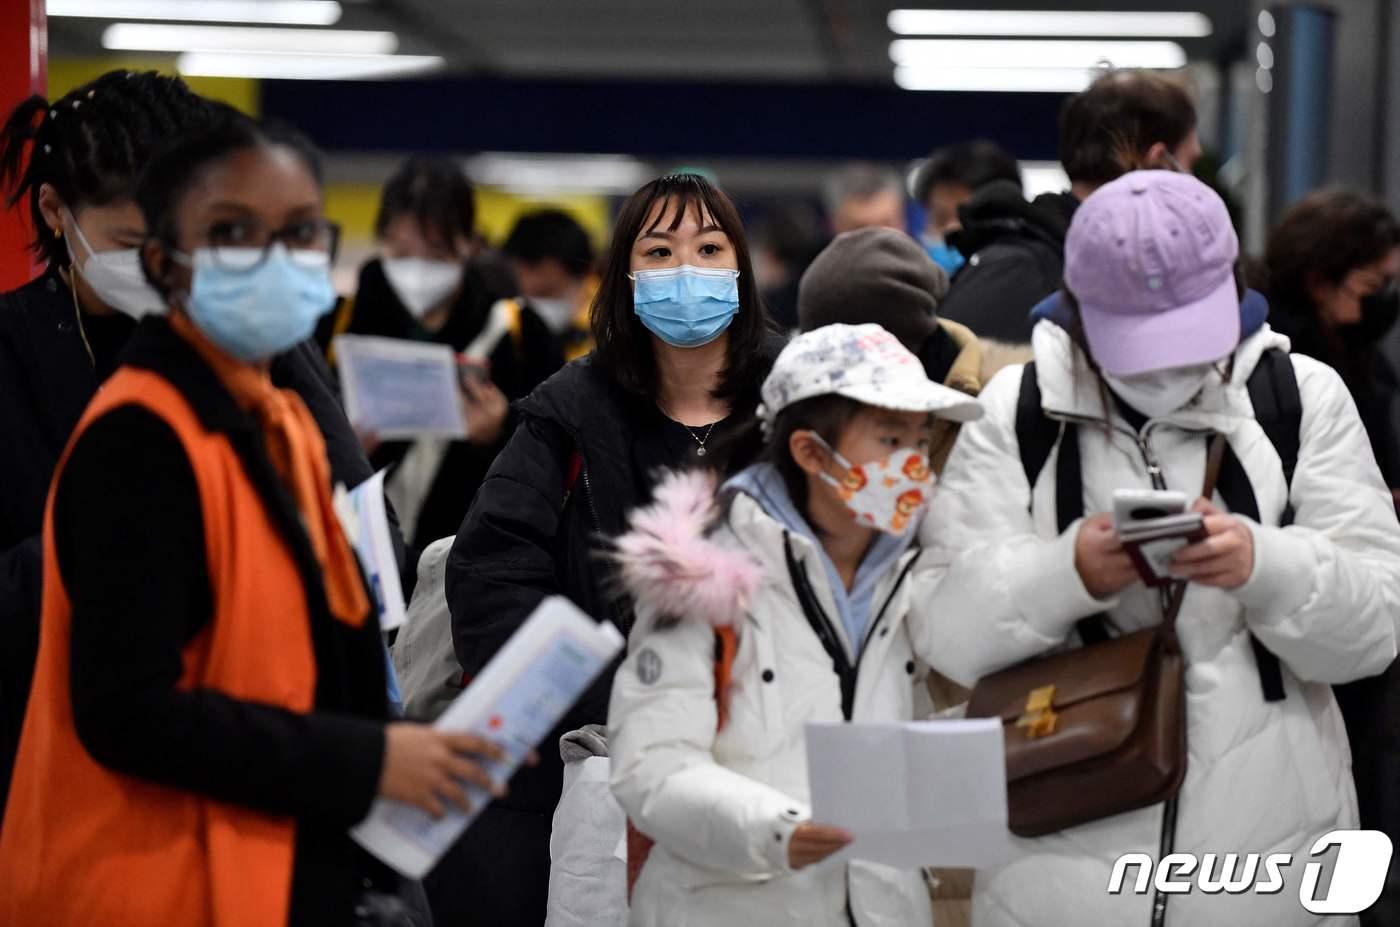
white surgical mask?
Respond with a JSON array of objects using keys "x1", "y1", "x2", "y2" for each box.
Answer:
[
  {"x1": 529, "y1": 294, "x2": 578, "y2": 334},
  {"x1": 65, "y1": 210, "x2": 165, "y2": 319},
  {"x1": 382, "y1": 256, "x2": 462, "y2": 319},
  {"x1": 1103, "y1": 364, "x2": 1217, "y2": 419}
]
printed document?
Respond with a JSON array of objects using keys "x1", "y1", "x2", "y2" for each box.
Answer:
[
  {"x1": 332, "y1": 470, "x2": 406, "y2": 632},
  {"x1": 805, "y1": 718, "x2": 1016, "y2": 868},
  {"x1": 353, "y1": 597, "x2": 624, "y2": 878},
  {"x1": 335, "y1": 334, "x2": 467, "y2": 439}
]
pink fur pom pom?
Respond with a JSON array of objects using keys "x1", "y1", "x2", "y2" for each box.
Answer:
[{"x1": 614, "y1": 469, "x2": 761, "y2": 629}]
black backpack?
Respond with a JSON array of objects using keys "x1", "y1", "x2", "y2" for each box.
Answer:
[{"x1": 1013, "y1": 350, "x2": 1302, "y2": 702}]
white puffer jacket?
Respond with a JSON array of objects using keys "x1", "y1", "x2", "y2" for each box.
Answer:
[
  {"x1": 920, "y1": 321, "x2": 1400, "y2": 927},
  {"x1": 608, "y1": 469, "x2": 938, "y2": 927}
]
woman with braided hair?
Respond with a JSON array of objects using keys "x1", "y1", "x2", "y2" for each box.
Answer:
[{"x1": 0, "y1": 71, "x2": 404, "y2": 827}]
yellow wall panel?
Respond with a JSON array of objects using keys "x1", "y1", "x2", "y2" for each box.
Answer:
[{"x1": 48, "y1": 58, "x2": 259, "y2": 115}]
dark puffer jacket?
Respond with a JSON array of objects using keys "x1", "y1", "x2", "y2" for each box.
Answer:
[
  {"x1": 939, "y1": 182, "x2": 1078, "y2": 344},
  {"x1": 442, "y1": 349, "x2": 772, "y2": 927}
]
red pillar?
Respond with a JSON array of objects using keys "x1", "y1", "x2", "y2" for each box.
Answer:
[{"x1": 0, "y1": 0, "x2": 46, "y2": 291}]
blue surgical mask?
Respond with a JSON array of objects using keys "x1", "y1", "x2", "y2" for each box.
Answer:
[
  {"x1": 629, "y1": 265, "x2": 740, "y2": 348},
  {"x1": 923, "y1": 236, "x2": 965, "y2": 276},
  {"x1": 175, "y1": 244, "x2": 336, "y2": 362}
]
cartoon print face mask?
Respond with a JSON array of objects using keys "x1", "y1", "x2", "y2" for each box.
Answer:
[{"x1": 810, "y1": 433, "x2": 935, "y2": 534}]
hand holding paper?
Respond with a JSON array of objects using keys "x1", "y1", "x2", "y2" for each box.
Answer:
[
  {"x1": 353, "y1": 597, "x2": 623, "y2": 878},
  {"x1": 804, "y1": 719, "x2": 1016, "y2": 869},
  {"x1": 334, "y1": 334, "x2": 467, "y2": 440}
]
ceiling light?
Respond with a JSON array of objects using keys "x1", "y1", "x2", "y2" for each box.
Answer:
[
  {"x1": 463, "y1": 154, "x2": 651, "y2": 194},
  {"x1": 890, "y1": 39, "x2": 1187, "y2": 71},
  {"x1": 104, "y1": 24, "x2": 397, "y2": 55},
  {"x1": 50, "y1": 0, "x2": 341, "y2": 25},
  {"x1": 176, "y1": 51, "x2": 444, "y2": 81},
  {"x1": 888, "y1": 9, "x2": 1211, "y2": 38},
  {"x1": 894, "y1": 65, "x2": 1104, "y2": 93}
]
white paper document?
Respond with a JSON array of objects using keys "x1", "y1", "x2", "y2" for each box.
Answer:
[
  {"x1": 334, "y1": 334, "x2": 466, "y2": 440},
  {"x1": 352, "y1": 597, "x2": 625, "y2": 878},
  {"x1": 332, "y1": 470, "x2": 406, "y2": 632},
  {"x1": 805, "y1": 718, "x2": 1016, "y2": 869}
]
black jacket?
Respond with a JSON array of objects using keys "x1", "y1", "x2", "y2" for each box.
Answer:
[
  {"x1": 50, "y1": 317, "x2": 393, "y2": 925},
  {"x1": 447, "y1": 354, "x2": 771, "y2": 810},
  {"x1": 341, "y1": 258, "x2": 562, "y2": 552},
  {"x1": 939, "y1": 182, "x2": 1078, "y2": 344},
  {"x1": 440, "y1": 346, "x2": 773, "y2": 926},
  {"x1": 0, "y1": 270, "x2": 397, "y2": 829},
  {"x1": 1273, "y1": 293, "x2": 1400, "y2": 487}
]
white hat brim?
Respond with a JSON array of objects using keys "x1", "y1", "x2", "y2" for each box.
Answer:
[{"x1": 831, "y1": 379, "x2": 984, "y2": 423}]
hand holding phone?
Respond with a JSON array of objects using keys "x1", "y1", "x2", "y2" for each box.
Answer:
[{"x1": 1112, "y1": 489, "x2": 1206, "y2": 587}]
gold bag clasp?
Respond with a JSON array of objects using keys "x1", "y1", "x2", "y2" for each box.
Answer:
[{"x1": 1015, "y1": 684, "x2": 1058, "y2": 738}]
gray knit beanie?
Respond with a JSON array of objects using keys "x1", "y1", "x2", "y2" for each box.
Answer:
[{"x1": 796, "y1": 227, "x2": 949, "y2": 351}]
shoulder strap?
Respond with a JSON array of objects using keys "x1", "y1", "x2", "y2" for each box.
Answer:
[
  {"x1": 1220, "y1": 349, "x2": 1300, "y2": 704},
  {"x1": 1015, "y1": 361, "x2": 1061, "y2": 501},
  {"x1": 1245, "y1": 349, "x2": 1302, "y2": 525},
  {"x1": 1014, "y1": 363, "x2": 1107, "y2": 645}
]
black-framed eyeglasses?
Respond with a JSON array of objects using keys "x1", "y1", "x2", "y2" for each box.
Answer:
[{"x1": 186, "y1": 218, "x2": 342, "y2": 272}]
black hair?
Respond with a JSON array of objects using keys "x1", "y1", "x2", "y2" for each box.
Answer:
[
  {"x1": 740, "y1": 394, "x2": 865, "y2": 517},
  {"x1": 914, "y1": 140, "x2": 1021, "y2": 205},
  {"x1": 591, "y1": 173, "x2": 775, "y2": 404},
  {"x1": 134, "y1": 110, "x2": 324, "y2": 293},
  {"x1": 0, "y1": 69, "x2": 217, "y2": 268},
  {"x1": 374, "y1": 155, "x2": 475, "y2": 252},
  {"x1": 1264, "y1": 189, "x2": 1400, "y2": 367},
  {"x1": 1059, "y1": 70, "x2": 1197, "y2": 186},
  {"x1": 502, "y1": 209, "x2": 594, "y2": 276}
]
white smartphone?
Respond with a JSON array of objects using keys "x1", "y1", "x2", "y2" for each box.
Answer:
[{"x1": 1112, "y1": 489, "x2": 1191, "y2": 528}]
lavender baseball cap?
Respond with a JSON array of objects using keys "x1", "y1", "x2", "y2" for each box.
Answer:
[{"x1": 1064, "y1": 170, "x2": 1241, "y2": 377}]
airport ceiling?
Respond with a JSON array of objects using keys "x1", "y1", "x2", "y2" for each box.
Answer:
[{"x1": 50, "y1": 0, "x2": 1257, "y2": 83}]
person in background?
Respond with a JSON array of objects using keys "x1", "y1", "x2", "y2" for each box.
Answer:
[
  {"x1": 609, "y1": 324, "x2": 982, "y2": 927},
  {"x1": 823, "y1": 162, "x2": 905, "y2": 234},
  {"x1": 939, "y1": 69, "x2": 1202, "y2": 344},
  {"x1": 1263, "y1": 190, "x2": 1400, "y2": 492},
  {"x1": 443, "y1": 173, "x2": 778, "y2": 926},
  {"x1": 0, "y1": 71, "x2": 401, "y2": 830},
  {"x1": 1261, "y1": 190, "x2": 1400, "y2": 926},
  {"x1": 501, "y1": 208, "x2": 598, "y2": 362},
  {"x1": 913, "y1": 139, "x2": 1021, "y2": 277},
  {"x1": 332, "y1": 155, "x2": 560, "y2": 554},
  {"x1": 751, "y1": 201, "x2": 827, "y2": 332},
  {"x1": 922, "y1": 171, "x2": 1400, "y2": 927},
  {"x1": 797, "y1": 227, "x2": 1029, "y2": 473},
  {"x1": 0, "y1": 112, "x2": 509, "y2": 927}
]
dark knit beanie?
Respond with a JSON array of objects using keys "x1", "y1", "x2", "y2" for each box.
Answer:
[{"x1": 796, "y1": 227, "x2": 949, "y2": 351}]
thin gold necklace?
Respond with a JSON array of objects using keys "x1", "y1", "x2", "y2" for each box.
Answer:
[{"x1": 66, "y1": 268, "x2": 96, "y2": 370}]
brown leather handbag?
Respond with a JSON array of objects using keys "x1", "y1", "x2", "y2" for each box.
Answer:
[{"x1": 965, "y1": 434, "x2": 1226, "y2": 838}]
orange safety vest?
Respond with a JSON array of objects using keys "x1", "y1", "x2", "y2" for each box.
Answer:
[{"x1": 0, "y1": 368, "x2": 322, "y2": 927}]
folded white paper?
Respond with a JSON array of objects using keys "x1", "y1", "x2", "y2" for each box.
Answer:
[
  {"x1": 352, "y1": 597, "x2": 624, "y2": 878},
  {"x1": 334, "y1": 334, "x2": 466, "y2": 439},
  {"x1": 805, "y1": 718, "x2": 1016, "y2": 869},
  {"x1": 333, "y1": 470, "x2": 406, "y2": 632}
]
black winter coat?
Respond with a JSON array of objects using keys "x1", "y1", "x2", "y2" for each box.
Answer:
[
  {"x1": 939, "y1": 182, "x2": 1078, "y2": 343},
  {"x1": 440, "y1": 353, "x2": 769, "y2": 926},
  {"x1": 0, "y1": 270, "x2": 398, "y2": 828}
]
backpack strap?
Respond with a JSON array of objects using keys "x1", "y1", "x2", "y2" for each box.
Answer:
[
  {"x1": 1014, "y1": 363, "x2": 1108, "y2": 645},
  {"x1": 1218, "y1": 349, "x2": 1301, "y2": 703},
  {"x1": 1246, "y1": 349, "x2": 1302, "y2": 527},
  {"x1": 1015, "y1": 361, "x2": 1060, "y2": 503}
]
